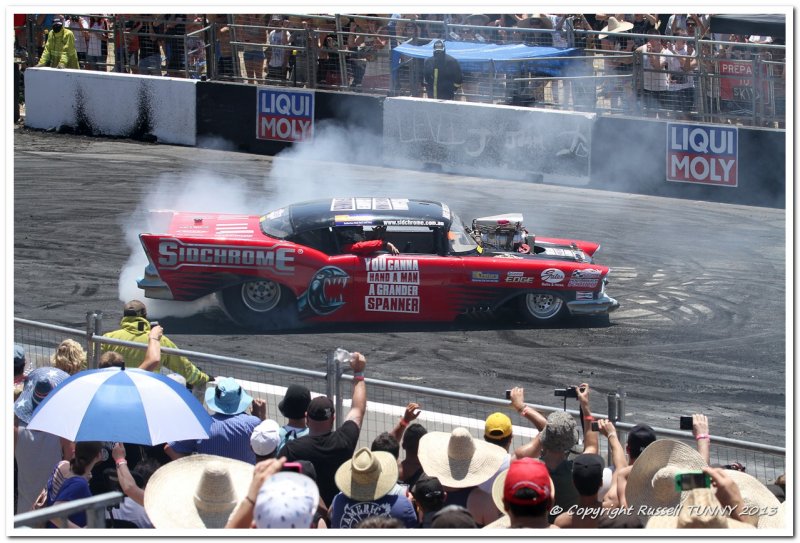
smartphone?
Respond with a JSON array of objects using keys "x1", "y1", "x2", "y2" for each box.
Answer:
[
  {"x1": 282, "y1": 462, "x2": 303, "y2": 474},
  {"x1": 505, "y1": 390, "x2": 512, "y2": 399},
  {"x1": 591, "y1": 421, "x2": 599, "y2": 431},
  {"x1": 138, "y1": 321, "x2": 146, "y2": 332},
  {"x1": 679, "y1": 416, "x2": 693, "y2": 430},
  {"x1": 674, "y1": 471, "x2": 711, "y2": 491},
  {"x1": 150, "y1": 320, "x2": 159, "y2": 328}
]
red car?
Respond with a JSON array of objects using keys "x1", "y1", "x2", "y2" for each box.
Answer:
[{"x1": 137, "y1": 197, "x2": 618, "y2": 329}]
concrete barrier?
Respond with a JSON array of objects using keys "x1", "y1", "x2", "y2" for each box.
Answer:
[
  {"x1": 383, "y1": 97, "x2": 594, "y2": 183},
  {"x1": 24, "y1": 68, "x2": 197, "y2": 145}
]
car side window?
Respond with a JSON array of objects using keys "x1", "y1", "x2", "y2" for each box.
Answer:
[{"x1": 286, "y1": 228, "x2": 338, "y2": 255}]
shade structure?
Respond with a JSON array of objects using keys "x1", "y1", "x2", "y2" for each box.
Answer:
[{"x1": 27, "y1": 367, "x2": 213, "y2": 445}]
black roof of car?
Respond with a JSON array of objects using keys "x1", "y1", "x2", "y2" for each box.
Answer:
[{"x1": 286, "y1": 197, "x2": 453, "y2": 234}]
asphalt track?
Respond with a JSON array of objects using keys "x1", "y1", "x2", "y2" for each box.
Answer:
[{"x1": 13, "y1": 127, "x2": 786, "y2": 447}]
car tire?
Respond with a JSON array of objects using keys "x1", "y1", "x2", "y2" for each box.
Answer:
[
  {"x1": 518, "y1": 292, "x2": 567, "y2": 324},
  {"x1": 220, "y1": 279, "x2": 296, "y2": 330}
]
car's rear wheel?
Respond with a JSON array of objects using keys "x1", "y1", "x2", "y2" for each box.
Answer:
[
  {"x1": 519, "y1": 292, "x2": 566, "y2": 323},
  {"x1": 221, "y1": 279, "x2": 296, "y2": 329}
]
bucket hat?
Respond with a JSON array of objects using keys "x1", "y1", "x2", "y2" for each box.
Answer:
[{"x1": 205, "y1": 377, "x2": 253, "y2": 415}]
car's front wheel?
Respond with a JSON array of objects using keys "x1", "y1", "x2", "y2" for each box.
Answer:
[
  {"x1": 220, "y1": 279, "x2": 296, "y2": 329},
  {"x1": 518, "y1": 292, "x2": 566, "y2": 324}
]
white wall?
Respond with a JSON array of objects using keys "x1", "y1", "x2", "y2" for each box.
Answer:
[
  {"x1": 24, "y1": 68, "x2": 197, "y2": 146},
  {"x1": 383, "y1": 97, "x2": 595, "y2": 182}
]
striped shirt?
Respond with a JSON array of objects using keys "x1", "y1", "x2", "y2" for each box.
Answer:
[{"x1": 168, "y1": 413, "x2": 261, "y2": 464}]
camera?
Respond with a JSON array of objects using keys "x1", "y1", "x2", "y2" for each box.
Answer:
[
  {"x1": 679, "y1": 416, "x2": 693, "y2": 430},
  {"x1": 554, "y1": 386, "x2": 579, "y2": 398},
  {"x1": 674, "y1": 471, "x2": 711, "y2": 491},
  {"x1": 505, "y1": 390, "x2": 512, "y2": 399},
  {"x1": 591, "y1": 421, "x2": 599, "y2": 431}
]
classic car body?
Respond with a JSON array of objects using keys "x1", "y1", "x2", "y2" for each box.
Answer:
[{"x1": 137, "y1": 197, "x2": 618, "y2": 329}]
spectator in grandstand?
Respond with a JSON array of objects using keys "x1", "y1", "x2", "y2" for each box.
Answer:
[
  {"x1": 14, "y1": 366, "x2": 72, "y2": 515},
  {"x1": 250, "y1": 419, "x2": 281, "y2": 461},
  {"x1": 86, "y1": 16, "x2": 108, "y2": 71},
  {"x1": 214, "y1": 15, "x2": 233, "y2": 80},
  {"x1": 397, "y1": 422, "x2": 427, "y2": 487},
  {"x1": 636, "y1": 29, "x2": 679, "y2": 117},
  {"x1": 316, "y1": 27, "x2": 340, "y2": 86},
  {"x1": 102, "y1": 300, "x2": 209, "y2": 389},
  {"x1": 45, "y1": 441, "x2": 105, "y2": 528},
  {"x1": 287, "y1": 16, "x2": 313, "y2": 86},
  {"x1": 410, "y1": 475, "x2": 447, "y2": 527},
  {"x1": 666, "y1": 29, "x2": 698, "y2": 119},
  {"x1": 163, "y1": 14, "x2": 187, "y2": 77},
  {"x1": 517, "y1": 15, "x2": 553, "y2": 47},
  {"x1": 469, "y1": 412, "x2": 515, "y2": 525},
  {"x1": 277, "y1": 352, "x2": 368, "y2": 506},
  {"x1": 13, "y1": 344, "x2": 26, "y2": 400},
  {"x1": 423, "y1": 40, "x2": 463, "y2": 100},
  {"x1": 346, "y1": 16, "x2": 387, "y2": 90},
  {"x1": 65, "y1": 15, "x2": 88, "y2": 66},
  {"x1": 490, "y1": 458, "x2": 559, "y2": 529},
  {"x1": 329, "y1": 447, "x2": 418, "y2": 528},
  {"x1": 37, "y1": 15, "x2": 80, "y2": 69},
  {"x1": 51, "y1": 338, "x2": 86, "y2": 375},
  {"x1": 602, "y1": 422, "x2": 657, "y2": 509},
  {"x1": 277, "y1": 383, "x2": 311, "y2": 450},
  {"x1": 106, "y1": 442, "x2": 159, "y2": 528},
  {"x1": 389, "y1": 401, "x2": 421, "y2": 442},
  {"x1": 266, "y1": 15, "x2": 290, "y2": 82},
  {"x1": 136, "y1": 16, "x2": 164, "y2": 76},
  {"x1": 371, "y1": 432, "x2": 401, "y2": 460},
  {"x1": 417, "y1": 427, "x2": 506, "y2": 527},
  {"x1": 631, "y1": 14, "x2": 659, "y2": 46},
  {"x1": 554, "y1": 453, "x2": 606, "y2": 528},
  {"x1": 236, "y1": 14, "x2": 267, "y2": 84},
  {"x1": 598, "y1": 16, "x2": 635, "y2": 110},
  {"x1": 430, "y1": 504, "x2": 479, "y2": 528},
  {"x1": 164, "y1": 376, "x2": 264, "y2": 463}
]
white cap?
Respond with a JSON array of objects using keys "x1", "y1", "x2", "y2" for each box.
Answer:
[
  {"x1": 254, "y1": 471, "x2": 319, "y2": 529},
  {"x1": 250, "y1": 419, "x2": 281, "y2": 457}
]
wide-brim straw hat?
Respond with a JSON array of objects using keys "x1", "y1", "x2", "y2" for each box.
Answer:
[
  {"x1": 144, "y1": 454, "x2": 254, "y2": 528},
  {"x1": 625, "y1": 440, "x2": 707, "y2": 523},
  {"x1": 645, "y1": 488, "x2": 755, "y2": 529},
  {"x1": 418, "y1": 427, "x2": 507, "y2": 488},
  {"x1": 724, "y1": 470, "x2": 784, "y2": 528},
  {"x1": 517, "y1": 14, "x2": 554, "y2": 30},
  {"x1": 465, "y1": 14, "x2": 491, "y2": 26},
  {"x1": 334, "y1": 447, "x2": 399, "y2": 501},
  {"x1": 599, "y1": 16, "x2": 634, "y2": 39}
]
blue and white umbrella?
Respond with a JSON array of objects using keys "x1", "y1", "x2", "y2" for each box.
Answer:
[{"x1": 27, "y1": 367, "x2": 213, "y2": 445}]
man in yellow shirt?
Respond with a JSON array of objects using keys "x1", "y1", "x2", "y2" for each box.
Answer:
[
  {"x1": 102, "y1": 300, "x2": 209, "y2": 389},
  {"x1": 37, "y1": 15, "x2": 80, "y2": 69}
]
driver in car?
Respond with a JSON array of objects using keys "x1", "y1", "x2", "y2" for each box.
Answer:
[{"x1": 341, "y1": 224, "x2": 400, "y2": 256}]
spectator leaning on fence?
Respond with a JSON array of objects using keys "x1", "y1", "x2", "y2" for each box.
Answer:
[
  {"x1": 37, "y1": 15, "x2": 80, "y2": 69},
  {"x1": 101, "y1": 300, "x2": 209, "y2": 389},
  {"x1": 277, "y1": 352, "x2": 368, "y2": 507}
]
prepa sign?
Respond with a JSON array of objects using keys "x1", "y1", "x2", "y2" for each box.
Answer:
[
  {"x1": 256, "y1": 88, "x2": 314, "y2": 142},
  {"x1": 666, "y1": 123, "x2": 738, "y2": 187}
]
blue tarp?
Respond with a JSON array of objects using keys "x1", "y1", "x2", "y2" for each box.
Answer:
[{"x1": 391, "y1": 40, "x2": 581, "y2": 75}]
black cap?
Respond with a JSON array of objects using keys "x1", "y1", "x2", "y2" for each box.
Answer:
[
  {"x1": 572, "y1": 453, "x2": 604, "y2": 496},
  {"x1": 278, "y1": 384, "x2": 311, "y2": 419},
  {"x1": 123, "y1": 300, "x2": 147, "y2": 317},
  {"x1": 307, "y1": 396, "x2": 335, "y2": 421},
  {"x1": 627, "y1": 424, "x2": 657, "y2": 458},
  {"x1": 411, "y1": 475, "x2": 445, "y2": 509},
  {"x1": 433, "y1": 39, "x2": 445, "y2": 51}
]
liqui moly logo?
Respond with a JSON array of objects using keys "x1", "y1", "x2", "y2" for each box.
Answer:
[
  {"x1": 666, "y1": 124, "x2": 738, "y2": 187},
  {"x1": 257, "y1": 89, "x2": 315, "y2": 142}
]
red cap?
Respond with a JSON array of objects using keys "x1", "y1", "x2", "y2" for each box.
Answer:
[{"x1": 504, "y1": 458, "x2": 551, "y2": 506}]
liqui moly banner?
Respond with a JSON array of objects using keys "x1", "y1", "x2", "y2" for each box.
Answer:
[
  {"x1": 666, "y1": 123, "x2": 738, "y2": 187},
  {"x1": 256, "y1": 88, "x2": 314, "y2": 142}
]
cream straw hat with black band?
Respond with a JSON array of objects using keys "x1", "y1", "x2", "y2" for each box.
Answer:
[{"x1": 418, "y1": 427, "x2": 507, "y2": 488}]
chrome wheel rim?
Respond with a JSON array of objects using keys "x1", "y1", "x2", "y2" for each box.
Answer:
[
  {"x1": 241, "y1": 281, "x2": 281, "y2": 312},
  {"x1": 525, "y1": 293, "x2": 563, "y2": 320}
]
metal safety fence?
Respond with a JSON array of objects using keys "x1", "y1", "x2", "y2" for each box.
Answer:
[
  {"x1": 14, "y1": 14, "x2": 785, "y2": 128},
  {"x1": 14, "y1": 315, "x2": 786, "y2": 487}
]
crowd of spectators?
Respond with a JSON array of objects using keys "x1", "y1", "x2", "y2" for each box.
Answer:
[{"x1": 12, "y1": 311, "x2": 786, "y2": 530}]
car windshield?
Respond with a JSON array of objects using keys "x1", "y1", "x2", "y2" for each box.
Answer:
[
  {"x1": 259, "y1": 207, "x2": 293, "y2": 239},
  {"x1": 448, "y1": 213, "x2": 479, "y2": 255}
]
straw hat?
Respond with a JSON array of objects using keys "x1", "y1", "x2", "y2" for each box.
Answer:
[
  {"x1": 418, "y1": 427, "x2": 507, "y2": 488},
  {"x1": 645, "y1": 488, "x2": 755, "y2": 529},
  {"x1": 334, "y1": 447, "x2": 398, "y2": 501},
  {"x1": 598, "y1": 16, "x2": 634, "y2": 39},
  {"x1": 724, "y1": 470, "x2": 784, "y2": 529},
  {"x1": 465, "y1": 14, "x2": 491, "y2": 26},
  {"x1": 625, "y1": 440, "x2": 707, "y2": 522},
  {"x1": 144, "y1": 454, "x2": 254, "y2": 528},
  {"x1": 517, "y1": 14, "x2": 554, "y2": 30}
]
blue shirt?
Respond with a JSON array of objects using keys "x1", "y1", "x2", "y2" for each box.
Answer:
[
  {"x1": 47, "y1": 477, "x2": 91, "y2": 528},
  {"x1": 168, "y1": 412, "x2": 261, "y2": 464},
  {"x1": 329, "y1": 491, "x2": 418, "y2": 528}
]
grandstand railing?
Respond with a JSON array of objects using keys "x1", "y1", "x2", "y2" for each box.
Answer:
[
  {"x1": 14, "y1": 14, "x2": 785, "y2": 129},
  {"x1": 13, "y1": 315, "x2": 786, "y2": 486},
  {"x1": 14, "y1": 491, "x2": 123, "y2": 529}
]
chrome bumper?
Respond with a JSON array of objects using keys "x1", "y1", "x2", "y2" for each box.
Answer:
[{"x1": 567, "y1": 294, "x2": 619, "y2": 316}]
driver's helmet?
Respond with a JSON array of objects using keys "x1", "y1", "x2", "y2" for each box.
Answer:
[{"x1": 339, "y1": 226, "x2": 365, "y2": 244}]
